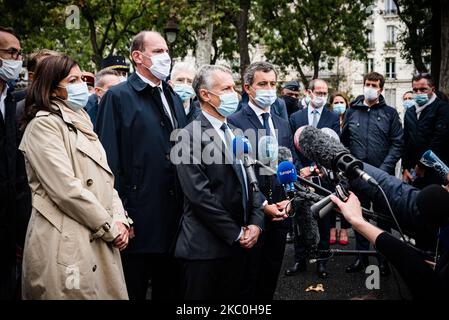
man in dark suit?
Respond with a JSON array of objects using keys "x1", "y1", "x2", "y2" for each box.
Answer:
[
  {"x1": 288, "y1": 78, "x2": 340, "y2": 279},
  {"x1": 96, "y1": 31, "x2": 187, "y2": 300},
  {"x1": 0, "y1": 26, "x2": 31, "y2": 300},
  {"x1": 174, "y1": 64, "x2": 264, "y2": 300},
  {"x1": 228, "y1": 61, "x2": 292, "y2": 299}
]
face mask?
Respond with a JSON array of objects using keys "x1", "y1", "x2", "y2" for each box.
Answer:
[
  {"x1": 142, "y1": 52, "x2": 171, "y2": 80},
  {"x1": 283, "y1": 96, "x2": 299, "y2": 110},
  {"x1": 60, "y1": 82, "x2": 89, "y2": 111},
  {"x1": 402, "y1": 99, "x2": 415, "y2": 110},
  {"x1": 364, "y1": 87, "x2": 379, "y2": 102},
  {"x1": 332, "y1": 103, "x2": 346, "y2": 115},
  {"x1": 119, "y1": 76, "x2": 127, "y2": 83},
  {"x1": 210, "y1": 91, "x2": 239, "y2": 117},
  {"x1": 414, "y1": 93, "x2": 430, "y2": 106},
  {"x1": 0, "y1": 59, "x2": 23, "y2": 82},
  {"x1": 312, "y1": 95, "x2": 327, "y2": 108},
  {"x1": 253, "y1": 89, "x2": 277, "y2": 109},
  {"x1": 174, "y1": 84, "x2": 195, "y2": 102},
  {"x1": 304, "y1": 95, "x2": 311, "y2": 105}
]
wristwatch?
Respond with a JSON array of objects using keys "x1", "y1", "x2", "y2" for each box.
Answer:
[{"x1": 309, "y1": 165, "x2": 315, "y2": 172}]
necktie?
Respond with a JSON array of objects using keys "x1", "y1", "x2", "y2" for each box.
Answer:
[
  {"x1": 221, "y1": 123, "x2": 248, "y2": 223},
  {"x1": 312, "y1": 109, "x2": 319, "y2": 128},
  {"x1": 261, "y1": 112, "x2": 271, "y2": 137}
]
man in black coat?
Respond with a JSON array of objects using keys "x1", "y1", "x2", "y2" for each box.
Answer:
[
  {"x1": 96, "y1": 31, "x2": 187, "y2": 300},
  {"x1": 341, "y1": 71, "x2": 403, "y2": 275},
  {"x1": 228, "y1": 62, "x2": 292, "y2": 299},
  {"x1": 288, "y1": 78, "x2": 340, "y2": 279},
  {"x1": 174, "y1": 64, "x2": 264, "y2": 300},
  {"x1": 0, "y1": 26, "x2": 31, "y2": 300},
  {"x1": 402, "y1": 73, "x2": 449, "y2": 189}
]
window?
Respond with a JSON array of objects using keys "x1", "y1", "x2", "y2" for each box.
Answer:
[
  {"x1": 367, "y1": 29, "x2": 375, "y2": 49},
  {"x1": 384, "y1": 89, "x2": 396, "y2": 107},
  {"x1": 386, "y1": 26, "x2": 396, "y2": 45},
  {"x1": 366, "y1": 58, "x2": 374, "y2": 74},
  {"x1": 385, "y1": 58, "x2": 396, "y2": 79},
  {"x1": 385, "y1": 0, "x2": 398, "y2": 15}
]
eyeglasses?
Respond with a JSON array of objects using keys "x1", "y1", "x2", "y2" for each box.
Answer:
[{"x1": 0, "y1": 48, "x2": 23, "y2": 60}]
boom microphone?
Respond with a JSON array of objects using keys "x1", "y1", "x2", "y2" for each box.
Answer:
[
  {"x1": 296, "y1": 126, "x2": 378, "y2": 186},
  {"x1": 232, "y1": 136, "x2": 259, "y2": 192}
]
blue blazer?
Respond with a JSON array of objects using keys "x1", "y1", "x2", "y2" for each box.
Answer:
[
  {"x1": 289, "y1": 106, "x2": 340, "y2": 168},
  {"x1": 96, "y1": 72, "x2": 187, "y2": 253}
]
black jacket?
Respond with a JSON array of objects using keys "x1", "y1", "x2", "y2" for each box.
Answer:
[
  {"x1": 96, "y1": 73, "x2": 187, "y2": 253},
  {"x1": 174, "y1": 113, "x2": 265, "y2": 260},
  {"x1": 341, "y1": 95, "x2": 403, "y2": 174},
  {"x1": 403, "y1": 96, "x2": 449, "y2": 173},
  {"x1": 0, "y1": 88, "x2": 31, "y2": 268}
]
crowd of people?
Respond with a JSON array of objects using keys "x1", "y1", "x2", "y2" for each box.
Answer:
[{"x1": 1, "y1": 25, "x2": 448, "y2": 300}]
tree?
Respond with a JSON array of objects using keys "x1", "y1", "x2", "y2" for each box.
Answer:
[{"x1": 255, "y1": 0, "x2": 372, "y2": 87}]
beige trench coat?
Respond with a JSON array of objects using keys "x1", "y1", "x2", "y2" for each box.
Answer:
[{"x1": 19, "y1": 100, "x2": 129, "y2": 299}]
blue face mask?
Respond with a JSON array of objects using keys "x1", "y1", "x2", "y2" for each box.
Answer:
[
  {"x1": 414, "y1": 94, "x2": 430, "y2": 106},
  {"x1": 210, "y1": 91, "x2": 239, "y2": 117},
  {"x1": 403, "y1": 99, "x2": 415, "y2": 110},
  {"x1": 60, "y1": 82, "x2": 89, "y2": 111},
  {"x1": 253, "y1": 89, "x2": 277, "y2": 109},
  {"x1": 332, "y1": 103, "x2": 346, "y2": 115},
  {"x1": 174, "y1": 84, "x2": 195, "y2": 102}
]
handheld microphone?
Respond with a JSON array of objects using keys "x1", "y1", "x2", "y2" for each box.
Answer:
[
  {"x1": 420, "y1": 150, "x2": 449, "y2": 183},
  {"x1": 296, "y1": 125, "x2": 379, "y2": 186},
  {"x1": 232, "y1": 136, "x2": 259, "y2": 192},
  {"x1": 276, "y1": 161, "x2": 297, "y2": 198}
]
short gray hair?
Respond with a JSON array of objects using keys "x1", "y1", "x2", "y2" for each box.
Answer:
[
  {"x1": 171, "y1": 62, "x2": 196, "y2": 81},
  {"x1": 243, "y1": 61, "x2": 277, "y2": 86},
  {"x1": 193, "y1": 65, "x2": 232, "y2": 102},
  {"x1": 308, "y1": 79, "x2": 328, "y2": 92},
  {"x1": 95, "y1": 69, "x2": 120, "y2": 87}
]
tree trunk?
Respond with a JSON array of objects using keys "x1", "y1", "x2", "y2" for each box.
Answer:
[
  {"x1": 234, "y1": 0, "x2": 251, "y2": 89},
  {"x1": 431, "y1": 0, "x2": 442, "y2": 89},
  {"x1": 439, "y1": 0, "x2": 449, "y2": 95},
  {"x1": 195, "y1": 0, "x2": 215, "y2": 68}
]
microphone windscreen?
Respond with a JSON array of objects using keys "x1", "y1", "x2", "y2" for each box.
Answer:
[
  {"x1": 321, "y1": 127, "x2": 340, "y2": 142},
  {"x1": 293, "y1": 126, "x2": 307, "y2": 152},
  {"x1": 297, "y1": 125, "x2": 347, "y2": 169},
  {"x1": 416, "y1": 184, "x2": 449, "y2": 227},
  {"x1": 258, "y1": 135, "x2": 279, "y2": 163},
  {"x1": 232, "y1": 136, "x2": 252, "y2": 159},
  {"x1": 278, "y1": 146, "x2": 293, "y2": 163},
  {"x1": 276, "y1": 161, "x2": 297, "y2": 185}
]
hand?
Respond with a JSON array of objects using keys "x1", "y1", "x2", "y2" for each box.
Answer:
[
  {"x1": 239, "y1": 225, "x2": 261, "y2": 249},
  {"x1": 414, "y1": 164, "x2": 425, "y2": 178},
  {"x1": 128, "y1": 226, "x2": 135, "y2": 239},
  {"x1": 299, "y1": 167, "x2": 313, "y2": 178},
  {"x1": 402, "y1": 169, "x2": 413, "y2": 184},
  {"x1": 264, "y1": 203, "x2": 288, "y2": 221},
  {"x1": 330, "y1": 192, "x2": 364, "y2": 226},
  {"x1": 113, "y1": 222, "x2": 129, "y2": 251}
]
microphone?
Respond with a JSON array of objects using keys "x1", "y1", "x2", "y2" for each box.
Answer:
[
  {"x1": 420, "y1": 150, "x2": 449, "y2": 183},
  {"x1": 276, "y1": 161, "x2": 297, "y2": 198},
  {"x1": 296, "y1": 125, "x2": 379, "y2": 186},
  {"x1": 232, "y1": 136, "x2": 259, "y2": 192}
]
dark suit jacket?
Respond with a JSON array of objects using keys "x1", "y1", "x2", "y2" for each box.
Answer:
[
  {"x1": 96, "y1": 72, "x2": 187, "y2": 253},
  {"x1": 228, "y1": 105, "x2": 295, "y2": 204},
  {"x1": 174, "y1": 112, "x2": 264, "y2": 260},
  {"x1": 289, "y1": 106, "x2": 340, "y2": 168},
  {"x1": 85, "y1": 94, "x2": 99, "y2": 131}
]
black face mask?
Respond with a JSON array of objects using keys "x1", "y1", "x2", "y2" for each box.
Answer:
[{"x1": 283, "y1": 95, "x2": 299, "y2": 113}]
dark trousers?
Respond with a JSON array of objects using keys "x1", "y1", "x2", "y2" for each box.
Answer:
[
  {"x1": 0, "y1": 263, "x2": 17, "y2": 300},
  {"x1": 241, "y1": 221, "x2": 288, "y2": 300},
  {"x1": 121, "y1": 252, "x2": 182, "y2": 300},
  {"x1": 181, "y1": 247, "x2": 246, "y2": 300}
]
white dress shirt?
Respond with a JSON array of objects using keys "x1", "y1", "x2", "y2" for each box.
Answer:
[
  {"x1": 136, "y1": 71, "x2": 175, "y2": 127},
  {"x1": 0, "y1": 84, "x2": 9, "y2": 121},
  {"x1": 248, "y1": 101, "x2": 277, "y2": 138},
  {"x1": 307, "y1": 105, "x2": 324, "y2": 126}
]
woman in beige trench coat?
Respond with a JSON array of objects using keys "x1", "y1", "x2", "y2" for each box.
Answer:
[{"x1": 19, "y1": 54, "x2": 130, "y2": 299}]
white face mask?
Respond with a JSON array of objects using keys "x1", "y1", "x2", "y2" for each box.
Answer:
[
  {"x1": 364, "y1": 87, "x2": 379, "y2": 102},
  {"x1": 0, "y1": 59, "x2": 23, "y2": 82},
  {"x1": 60, "y1": 82, "x2": 90, "y2": 111},
  {"x1": 312, "y1": 95, "x2": 327, "y2": 108},
  {"x1": 142, "y1": 52, "x2": 171, "y2": 80}
]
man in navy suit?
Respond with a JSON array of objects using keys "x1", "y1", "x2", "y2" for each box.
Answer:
[
  {"x1": 97, "y1": 31, "x2": 187, "y2": 300},
  {"x1": 288, "y1": 78, "x2": 340, "y2": 279},
  {"x1": 228, "y1": 62, "x2": 293, "y2": 299}
]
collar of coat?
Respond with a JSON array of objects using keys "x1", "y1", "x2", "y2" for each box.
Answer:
[
  {"x1": 128, "y1": 72, "x2": 174, "y2": 95},
  {"x1": 36, "y1": 98, "x2": 74, "y2": 125}
]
